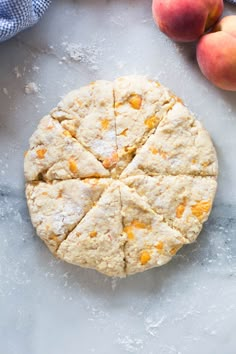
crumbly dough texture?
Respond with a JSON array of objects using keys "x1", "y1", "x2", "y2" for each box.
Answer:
[{"x1": 25, "y1": 75, "x2": 218, "y2": 277}]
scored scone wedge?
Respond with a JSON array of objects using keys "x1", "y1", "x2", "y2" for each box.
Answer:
[
  {"x1": 51, "y1": 80, "x2": 118, "y2": 173},
  {"x1": 114, "y1": 75, "x2": 177, "y2": 174},
  {"x1": 26, "y1": 179, "x2": 110, "y2": 253},
  {"x1": 121, "y1": 102, "x2": 218, "y2": 178},
  {"x1": 57, "y1": 182, "x2": 126, "y2": 277},
  {"x1": 122, "y1": 175, "x2": 217, "y2": 244},
  {"x1": 120, "y1": 182, "x2": 185, "y2": 275},
  {"x1": 24, "y1": 115, "x2": 109, "y2": 181}
]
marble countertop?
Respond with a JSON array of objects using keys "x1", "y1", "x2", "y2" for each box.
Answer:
[{"x1": 0, "y1": 1, "x2": 236, "y2": 353}]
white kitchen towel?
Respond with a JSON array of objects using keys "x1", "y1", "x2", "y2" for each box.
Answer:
[
  {"x1": 225, "y1": 0, "x2": 236, "y2": 4},
  {"x1": 0, "y1": 0, "x2": 51, "y2": 42}
]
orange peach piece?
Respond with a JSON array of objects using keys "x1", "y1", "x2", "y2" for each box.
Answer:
[
  {"x1": 152, "y1": 0, "x2": 223, "y2": 42},
  {"x1": 197, "y1": 16, "x2": 236, "y2": 91}
]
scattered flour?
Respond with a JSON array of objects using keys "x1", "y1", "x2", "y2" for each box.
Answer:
[
  {"x1": 117, "y1": 335, "x2": 144, "y2": 353},
  {"x1": 25, "y1": 82, "x2": 39, "y2": 95},
  {"x1": 13, "y1": 66, "x2": 22, "y2": 78},
  {"x1": 63, "y1": 42, "x2": 101, "y2": 70},
  {"x1": 144, "y1": 315, "x2": 166, "y2": 336},
  {"x1": 2, "y1": 88, "x2": 8, "y2": 96},
  {"x1": 111, "y1": 277, "x2": 118, "y2": 291},
  {"x1": 32, "y1": 65, "x2": 40, "y2": 72}
]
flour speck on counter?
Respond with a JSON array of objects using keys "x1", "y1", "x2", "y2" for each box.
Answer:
[
  {"x1": 117, "y1": 335, "x2": 144, "y2": 353},
  {"x1": 62, "y1": 41, "x2": 102, "y2": 71},
  {"x1": 24, "y1": 82, "x2": 39, "y2": 95},
  {"x1": 2, "y1": 88, "x2": 8, "y2": 96},
  {"x1": 13, "y1": 66, "x2": 22, "y2": 79}
]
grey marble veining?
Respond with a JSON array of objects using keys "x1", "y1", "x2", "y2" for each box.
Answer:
[{"x1": 0, "y1": 1, "x2": 236, "y2": 354}]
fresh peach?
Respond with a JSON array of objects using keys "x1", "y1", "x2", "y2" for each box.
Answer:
[
  {"x1": 152, "y1": 0, "x2": 224, "y2": 42},
  {"x1": 197, "y1": 16, "x2": 236, "y2": 91}
]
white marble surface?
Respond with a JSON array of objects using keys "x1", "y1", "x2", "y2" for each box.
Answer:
[{"x1": 0, "y1": 1, "x2": 236, "y2": 353}]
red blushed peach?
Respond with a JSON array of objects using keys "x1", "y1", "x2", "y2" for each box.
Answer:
[
  {"x1": 197, "y1": 16, "x2": 236, "y2": 91},
  {"x1": 152, "y1": 0, "x2": 224, "y2": 42}
]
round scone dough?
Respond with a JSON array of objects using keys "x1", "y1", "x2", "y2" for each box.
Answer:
[{"x1": 25, "y1": 75, "x2": 218, "y2": 277}]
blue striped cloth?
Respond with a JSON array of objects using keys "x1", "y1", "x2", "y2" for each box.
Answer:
[{"x1": 0, "y1": 0, "x2": 51, "y2": 42}]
